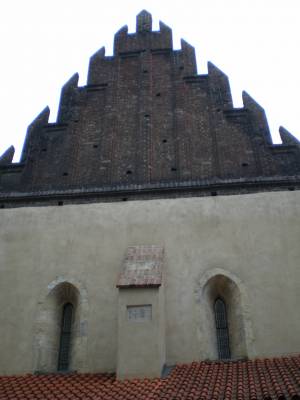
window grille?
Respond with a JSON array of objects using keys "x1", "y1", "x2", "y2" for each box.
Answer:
[
  {"x1": 58, "y1": 303, "x2": 73, "y2": 371},
  {"x1": 214, "y1": 297, "x2": 231, "y2": 359}
]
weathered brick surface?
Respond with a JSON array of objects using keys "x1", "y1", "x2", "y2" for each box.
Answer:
[
  {"x1": 0, "y1": 10, "x2": 299, "y2": 207},
  {"x1": 117, "y1": 245, "x2": 164, "y2": 288}
]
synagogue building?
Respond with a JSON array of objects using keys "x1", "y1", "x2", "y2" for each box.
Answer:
[{"x1": 0, "y1": 10, "x2": 299, "y2": 400}]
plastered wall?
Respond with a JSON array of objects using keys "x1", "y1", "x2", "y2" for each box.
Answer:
[
  {"x1": 117, "y1": 287, "x2": 166, "y2": 379},
  {"x1": 0, "y1": 190, "x2": 299, "y2": 375}
]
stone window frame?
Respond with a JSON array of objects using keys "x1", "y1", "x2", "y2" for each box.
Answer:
[{"x1": 33, "y1": 277, "x2": 89, "y2": 373}]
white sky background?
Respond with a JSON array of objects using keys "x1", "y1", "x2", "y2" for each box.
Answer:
[{"x1": 0, "y1": 0, "x2": 299, "y2": 162}]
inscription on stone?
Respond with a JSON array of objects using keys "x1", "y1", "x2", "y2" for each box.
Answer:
[
  {"x1": 126, "y1": 261, "x2": 156, "y2": 271},
  {"x1": 127, "y1": 305, "x2": 152, "y2": 322}
]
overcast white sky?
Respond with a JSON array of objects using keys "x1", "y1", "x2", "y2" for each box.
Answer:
[{"x1": 0, "y1": 0, "x2": 299, "y2": 161}]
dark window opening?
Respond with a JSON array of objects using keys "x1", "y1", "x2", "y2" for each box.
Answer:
[
  {"x1": 143, "y1": 69, "x2": 148, "y2": 73},
  {"x1": 126, "y1": 170, "x2": 132, "y2": 175},
  {"x1": 211, "y1": 191, "x2": 218, "y2": 196},
  {"x1": 288, "y1": 187, "x2": 295, "y2": 191},
  {"x1": 156, "y1": 93, "x2": 161, "y2": 97},
  {"x1": 171, "y1": 167, "x2": 177, "y2": 172},
  {"x1": 58, "y1": 303, "x2": 73, "y2": 371},
  {"x1": 93, "y1": 144, "x2": 98, "y2": 148},
  {"x1": 214, "y1": 297, "x2": 231, "y2": 360},
  {"x1": 144, "y1": 114, "x2": 150, "y2": 118},
  {"x1": 162, "y1": 139, "x2": 167, "y2": 143},
  {"x1": 63, "y1": 172, "x2": 68, "y2": 176},
  {"x1": 41, "y1": 148, "x2": 47, "y2": 152},
  {"x1": 58, "y1": 201, "x2": 64, "y2": 206},
  {"x1": 242, "y1": 162, "x2": 249, "y2": 167}
]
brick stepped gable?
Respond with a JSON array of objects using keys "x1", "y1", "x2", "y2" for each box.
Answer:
[{"x1": 0, "y1": 10, "x2": 300, "y2": 206}]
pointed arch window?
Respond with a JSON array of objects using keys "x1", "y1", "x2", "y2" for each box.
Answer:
[
  {"x1": 58, "y1": 303, "x2": 73, "y2": 371},
  {"x1": 214, "y1": 297, "x2": 231, "y2": 359}
]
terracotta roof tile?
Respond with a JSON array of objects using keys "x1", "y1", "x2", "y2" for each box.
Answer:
[{"x1": 1, "y1": 356, "x2": 300, "y2": 400}]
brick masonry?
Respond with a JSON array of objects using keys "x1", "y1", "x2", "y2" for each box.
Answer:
[
  {"x1": 0, "y1": 10, "x2": 300, "y2": 207},
  {"x1": 117, "y1": 245, "x2": 164, "y2": 288}
]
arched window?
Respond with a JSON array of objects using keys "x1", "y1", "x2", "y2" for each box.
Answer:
[
  {"x1": 214, "y1": 297, "x2": 231, "y2": 359},
  {"x1": 58, "y1": 303, "x2": 73, "y2": 371}
]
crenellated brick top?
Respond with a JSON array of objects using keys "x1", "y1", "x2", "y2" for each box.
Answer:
[{"x1": 0, "y1": 10, "x2": 299, "y2": 207}]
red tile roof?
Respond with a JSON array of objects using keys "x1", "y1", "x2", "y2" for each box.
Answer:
[{"x1": 1, "y1": 355, "x2": 300, "y2": 400}]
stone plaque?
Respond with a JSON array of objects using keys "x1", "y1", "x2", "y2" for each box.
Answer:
[
  {"x1": 127, "y1": 260, "x2": 156, "y2": 271},
  {"x1": 127, "y1": 305, "x2": 152, "y2": 322}
]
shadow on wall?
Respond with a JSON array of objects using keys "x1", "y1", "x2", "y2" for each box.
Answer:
[
  {"x1": 200, "y1": 274, "x2": 248, "y2": 360},
  {"x1": 33, "y1": 281, "x2": 88, "y2": 373}
]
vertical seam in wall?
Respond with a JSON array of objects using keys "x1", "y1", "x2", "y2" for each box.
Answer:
[
  {"x1": 171, "y1": 52, "x2": 180, "y2": 180},
  {"x1": 110, "y1": 57, "x2": 120, "y2": 182},
  {"x1": 208, "y1": 79, "x2": 221, "y2": 178}
]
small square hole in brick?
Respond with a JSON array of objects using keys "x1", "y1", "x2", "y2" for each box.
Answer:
[
  {"x1": 162, "y1": 139, "x2": 167, "y2": 143},
  {"x1": 93, "y1": 144, "x2": 98, "y2": 148},
  {"x1": 58, "y1": 201, "x2": 64, "y2": 206},
  {"x1": 171, "y1": 167, "x2": 177, "y2": 172},
  {"x1": 242, "y1": 163, "x2": 249, "y2": 167},
  {"x1": 156, "y1": 93, "x2": 161, "y2": 97},
  {"x1": 63, "y1": 172, "x2": 68, "y2": 176},
  {"x1": 126, "y1": 170, "x2": 132, "y2": 175}
]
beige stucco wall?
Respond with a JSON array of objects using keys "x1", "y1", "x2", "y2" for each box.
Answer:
[
  {"x1": 117, "y1": 287, "x2": 166, "y2": 379},
  {"x1": 0, "y1": 190, "x2": 299, "y2": 375}
]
